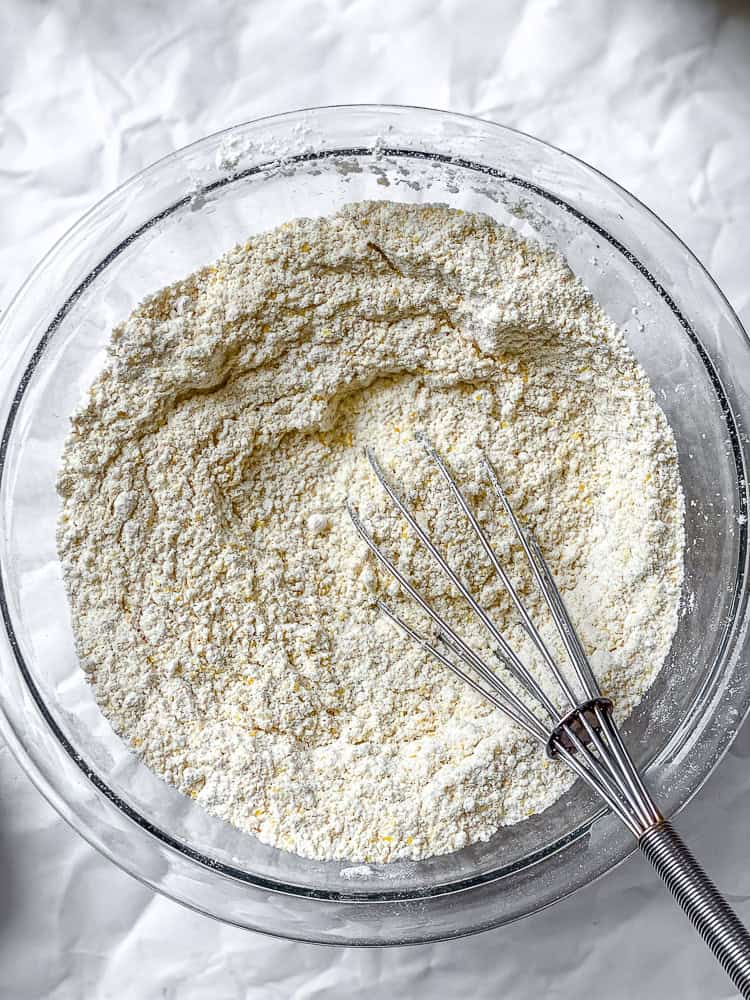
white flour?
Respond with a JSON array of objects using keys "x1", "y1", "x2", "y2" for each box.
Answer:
[{"x1": 57, "y1": 201, "x2": 684, "y2": 863}]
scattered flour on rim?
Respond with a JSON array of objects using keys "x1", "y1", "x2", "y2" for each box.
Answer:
[{"x1": 57, "y1": 201, "x2": 684, "y2": 863}]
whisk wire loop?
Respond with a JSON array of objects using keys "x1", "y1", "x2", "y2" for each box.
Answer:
[
  {"x1": 363, "y1": 447, "x2": 559, "y2": 722},
  {"x1": 481, "y1": 455, "x2": 601, "y2": 702},
  {"x1": 346, "y1": 500, "x2": 548, "y2": 741},
  {"x1": 376, "y1": 601, "x2": 546, "y2": 741},
  {"x1": 416, "y1": 436, "x2": 568, "y2": 716}
]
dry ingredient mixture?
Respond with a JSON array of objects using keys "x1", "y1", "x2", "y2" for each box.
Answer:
[{"x1": 57, "y1": 201, "x2": 684, "y2": 863}]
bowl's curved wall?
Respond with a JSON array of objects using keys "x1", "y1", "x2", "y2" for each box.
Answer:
[{"x1": 0, "y1": 105, "x2": 749, "y2": 944}]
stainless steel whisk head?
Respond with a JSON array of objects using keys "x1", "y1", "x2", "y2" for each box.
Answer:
[
  {"x1": 346, "y1": 438, "x2": 658, "y2": 836},
  {"x1": 346, "y1": 437, "x2": 750, "y2": 996}
]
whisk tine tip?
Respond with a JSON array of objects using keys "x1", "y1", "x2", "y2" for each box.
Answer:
[
  {"x1": 364, "y1": 444, "x2": 382, "y2": 470},
  {"x1": 480, "y1": 452, "x2": 513, "y2": 509},
  {"x1": 413, "y1": 428, "x2": 436, "y2": 455},
  {"x1": 345, "y1": 498, "x2": 370, "y2": 541}
]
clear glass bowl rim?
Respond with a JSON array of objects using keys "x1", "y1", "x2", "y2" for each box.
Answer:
[{"x1": 0, "y1": 103, "x2": 749, "y2": 944}]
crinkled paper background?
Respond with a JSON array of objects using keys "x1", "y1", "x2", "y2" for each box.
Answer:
[{"x1": 1, "y1": 1, "x2": 750, "y2": 996}]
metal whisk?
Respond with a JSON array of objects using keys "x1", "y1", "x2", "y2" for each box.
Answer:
[{"x1": 347, "y1": 438, "x2": 750, "y2": 997}]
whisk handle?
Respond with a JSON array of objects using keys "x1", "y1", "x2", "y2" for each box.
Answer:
[{"x1": 640, "y1": 820, "x2": 750, "y2": 997}]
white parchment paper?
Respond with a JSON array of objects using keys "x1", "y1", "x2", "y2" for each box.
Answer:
[{"x1": 1, "y1": 1, "x2": 749, "y2": 996}]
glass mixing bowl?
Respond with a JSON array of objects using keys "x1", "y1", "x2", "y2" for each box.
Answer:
[{"x1": 1, "y1": 105, "x2": 749, "y2": 945}]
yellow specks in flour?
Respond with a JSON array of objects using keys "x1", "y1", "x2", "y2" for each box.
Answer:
[{"x1": 56, "y1": 201, "x2": 684, "y2": 864}]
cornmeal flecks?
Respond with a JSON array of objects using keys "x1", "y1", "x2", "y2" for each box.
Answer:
[{"x1": 57, "y1": 202, "x2": 684, "y2": 863}]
